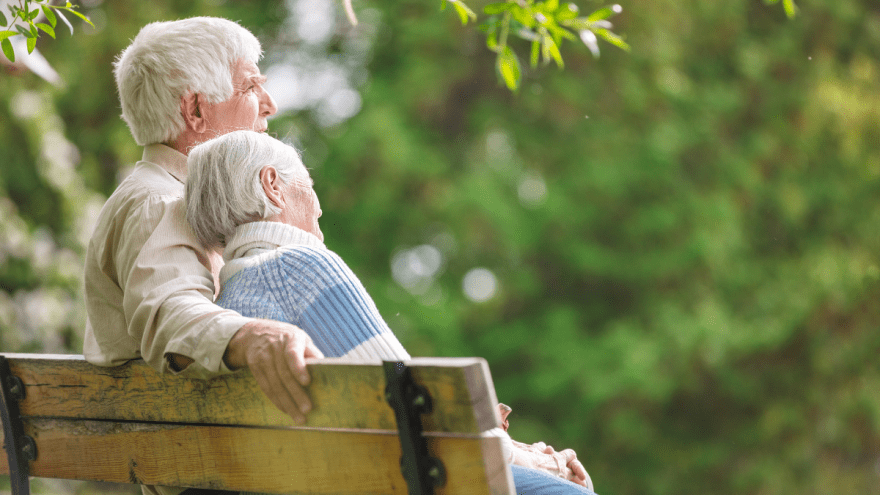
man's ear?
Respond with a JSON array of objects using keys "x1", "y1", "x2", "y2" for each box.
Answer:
[
  {"x1": 260, "y1": 166, "x2": 284, "y2": 209},
  {"x1": 180, "y1": 92, "x2": 208, "y2": 134}
]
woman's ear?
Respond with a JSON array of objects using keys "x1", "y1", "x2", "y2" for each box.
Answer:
[
  {"x1": 180, "y1": 92, "x2": 208, "y2": 134},
  {"x1": 260, "y1": 166, "x2": 284, "y2": 209}
]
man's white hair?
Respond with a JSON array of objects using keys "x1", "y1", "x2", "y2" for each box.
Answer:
[
  {"x1": 186, "y1": 131, "x2": 305, "y2": 248},
  {"x1": 114, "y1": 17, "x2": 262, "y2": 146}
]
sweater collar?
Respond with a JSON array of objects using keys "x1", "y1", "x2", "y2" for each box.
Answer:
[
  {"x1": 224, "y1": 221, "x2": 326, "y2": 262},
  {"x1": 142, "y1": 143, "x2": 188, "y2": 184}
]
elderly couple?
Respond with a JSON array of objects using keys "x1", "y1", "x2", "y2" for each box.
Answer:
[{"x1": 82, "y1": 16, "x2": 596, "y2": 495}]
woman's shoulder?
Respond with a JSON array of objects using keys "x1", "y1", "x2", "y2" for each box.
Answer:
[
  {"x1": 273, "y1": 245, "x2": 359, "y2": 286},
  {"x1": 276, "y1": 245, "x2": 346, "y2": 268}
]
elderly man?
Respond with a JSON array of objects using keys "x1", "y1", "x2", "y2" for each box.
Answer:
[
  {"x1": 82, "y1": 18, "x2": 321, "y2": 495},
  {"x1": 185, "y1": 130, "x2": 597, "y2": 495}
]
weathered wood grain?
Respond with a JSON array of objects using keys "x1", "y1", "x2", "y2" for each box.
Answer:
[
  {"x1": 0, "y1": 354, "x2": 499, "y2": 434},
  {"x1": 1, "y1": 417, "x2": 511, "y2": 495}
]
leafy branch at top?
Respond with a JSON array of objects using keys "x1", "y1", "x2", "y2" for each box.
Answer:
[
  {"x1": 443, "y1": 0, "x2": 630, "y2": 91},
  {"x1": 0, "y1": 0, "x2": 93, "y2": 63},
  {"x1": 437, "y1": 0, "x2": 797, "y2": 91},
  {"x1": 764, "y1": 0, "x2": 797, "y2": 18}
]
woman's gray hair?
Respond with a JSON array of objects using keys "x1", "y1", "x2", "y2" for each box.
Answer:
[
  {"x1": 186, "y1": 131, "x2": 304, "y2": 248},
  {"x1": 114, "y1": 17, "x2": 262, "y2": 146}
]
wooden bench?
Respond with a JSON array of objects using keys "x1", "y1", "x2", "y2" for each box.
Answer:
[{"x1": 0, "y1": 354, "x2": 513, "y2": 495}]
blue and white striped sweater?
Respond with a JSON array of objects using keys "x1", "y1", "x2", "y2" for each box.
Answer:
[{"x1": 216, "y1": 222, "x2": 410, "y2": 361}]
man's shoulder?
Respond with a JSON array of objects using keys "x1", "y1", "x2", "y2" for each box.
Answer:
[
  {"x1": 98, "y1": 163, "x2": 184, "y2": 221},
  {"x1": 109, "y1": 162, "x2": 184, "y2": 204},
  {"x1": 87, "y1": 162, "x2": 188, "y2": 255}
]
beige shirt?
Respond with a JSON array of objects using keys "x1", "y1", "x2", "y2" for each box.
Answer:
[
  {"x1": 82, "y1": 144, "x2": 253, "y2": 495},
  {"x1": 83, "y1": 143, "x2": 251, "y2": 375}
]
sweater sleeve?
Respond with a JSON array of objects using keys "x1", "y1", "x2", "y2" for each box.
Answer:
[{"x1": 268, "y1": 246, "x2": 410, "y2": 360}]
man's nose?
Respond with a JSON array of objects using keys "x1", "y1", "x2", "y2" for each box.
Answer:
[{"x1": 260, "y1": 87, "x2": 278, "y2": 117}]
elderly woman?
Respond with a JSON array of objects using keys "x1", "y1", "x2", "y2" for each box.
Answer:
[
  {"x1": 185, "y1": 130, "x2": 596, "y2": 495},
  {"x1": 186, "y1": 130, "x2": 408, "y2": 361}
]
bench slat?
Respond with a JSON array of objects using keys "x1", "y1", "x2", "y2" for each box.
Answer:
[
  {"x1": 1, "y1": 354, "x2": 499, "y2": 434},
  {"x1": 0, "y1": 417, "x2": 513, "y2": 495}
]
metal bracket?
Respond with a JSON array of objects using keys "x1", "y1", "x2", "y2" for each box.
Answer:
[
  {"x1": 0, "y1": 355, "x2": 36, "y2": 495},
  {"x1": 383, "y1": 361, "x2": 446, "y2": 495}
]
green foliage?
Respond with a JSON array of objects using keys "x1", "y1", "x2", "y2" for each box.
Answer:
[
  {"x1": 458, "y1": 0, "x2": 628, "y2": 89},
  {"x1": 0, "y1": 0, "x2": 92, "y2": 62}
]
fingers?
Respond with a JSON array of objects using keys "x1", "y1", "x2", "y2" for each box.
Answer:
[
  {"x1": 250, "y1": 358, "x2": 307, "y2": 424},
  {"x1": 283, "y1": 331, "x2": 314, "y2": 386},
  {"x1": 568, "y1": 473, "x2": 588, "y2": 488},
  {"x1": 566, "y1": 455, "x2": 592, "y2": 490},
  {"x1": 242, "y1": 323, "x2": 320, "y2": 424},
  {"x1": 559, "y1": 448, "x2": 577, "y2": 463},
  {"x1": 277, "y1": 337, "x2": 313, "y2": 415},
  {"x1": 304, "y1": 339, "x2": 325, "y2": 359},
  {"x1": 568, "y1": 458, "x2": 587, "y2": 481}
]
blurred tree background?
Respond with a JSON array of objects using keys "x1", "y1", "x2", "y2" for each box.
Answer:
[{"x1": 1, "y1": 0, "x2": 879, "y2": 493}]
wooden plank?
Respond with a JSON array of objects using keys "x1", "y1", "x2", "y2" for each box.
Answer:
[
  {"x1": 1, "y1": 417, "x2": 513, "y2": 495},
  {"x1": 1, "y1": 354, "x2": 499, "y2": 434}
]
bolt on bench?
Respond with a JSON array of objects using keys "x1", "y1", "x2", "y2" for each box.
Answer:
[{"x1": 0, "y1": 354, "x2": 513, "y2": 495}]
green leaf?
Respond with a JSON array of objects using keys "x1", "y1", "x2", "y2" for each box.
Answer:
[
  {"x1": 486, "y1": 30, "x2": 499, "y2": 51},
  {"x1": 26, "y1": 33, "x2": 36, "y2": 53},
  {"x1": 0, "y1": 30, "x2": 16, "y2": 41},
  {"x1": 450, "y1": 0, "x2": 477, "y2": 25},
  {"x1": 15, "y1": 24, "x2": 34, "y2": 38},
  {"x1": 41, "y1": 5, "x2": 56, "y2": 28},
  {"x1": 0, "y1": 10, "x2": 7, "y2": 27},
  {"x1": 543, "y1": 35, "x2": 563, "y2": 68},
  {"x1": 511, "y1": 5, "x2": 536, "y2": 29},
  {"x1": 550, "y1": 24, "x2": 576, "y2": 42},
  {"x1": 543, "y1": 0, "x2": 559, "y2": 13},
  {"x1": 593, "y1": 27, "x2": 630, "y2": 51},
  {"x1": 555, "y1": 3, "x2": 579, "y2": 21},
  {"x1": 782, "y1": 0, "x2": 797, "y2": 18},
  {"x1": 27, "y1": 8, "x2": 40, "y2": 21},
  {"x1": 1, "y1": 37, "x2": 14, "y2": 62},
  {"x1": 586, "y1": 4, "x2": 622, "y2": 22},
  {"x1": 484, "y1": 2, "x2": 513, "y2": 15},
  {"x1": 36, "y1": 22, "x2": 55, "y2": 38},
  {"x1": 530, "y1": 39, "x2": 540, "y2": 68},
  {"x1": 55, "y1": 9, "x2": 73, "y2": 34},
  {"x1": 440, "y1": 0, "x2": 447, "y2": 11},
  {"x1": 63, "y1": 7, "x2": 94, "y2": 27},
  {"x1": 497, "y1": 45, "x2": 521, "y2": 90}
]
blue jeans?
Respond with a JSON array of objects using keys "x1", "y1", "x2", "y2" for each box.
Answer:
[{"x1": 511, "y1": 464, "x2": 598, "y2": 495}]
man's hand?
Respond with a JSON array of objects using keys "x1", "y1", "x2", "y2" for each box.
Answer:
[{"x1": 223, "y1": 319, "x2": 324, "y2": 424}]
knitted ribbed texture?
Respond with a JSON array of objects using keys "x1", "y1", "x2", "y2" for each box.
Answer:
[{"x1": 216, "y1": 222, "x2": 410, "y2": 360}]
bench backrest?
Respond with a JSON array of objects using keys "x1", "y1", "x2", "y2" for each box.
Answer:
[{"x1": 0, "y1": 354, "x2": 513, "y2": 495}]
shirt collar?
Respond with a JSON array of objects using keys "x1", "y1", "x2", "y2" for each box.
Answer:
[
  {"x1": 224, "y1": 221, "x2": 326, "y2": 262},
  {"x1": 142, "y1": 143, "x2": 188, "y2": 184}
]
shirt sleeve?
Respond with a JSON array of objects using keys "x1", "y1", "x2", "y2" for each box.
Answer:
[
  {"x1": 119, "y1": 197, "x2": 251, "y2": 377},
  {"x1": 486, "y1": 427, "x2": 515, "y2": 464}
]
